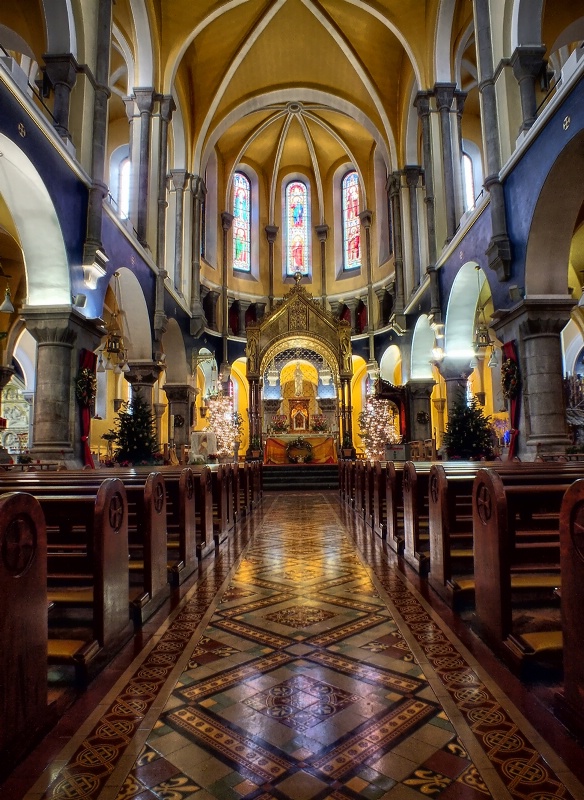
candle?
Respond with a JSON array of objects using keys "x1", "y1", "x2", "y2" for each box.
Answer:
[{"x1": 170, "y1": 414, "x2": 175, "y2": 432}]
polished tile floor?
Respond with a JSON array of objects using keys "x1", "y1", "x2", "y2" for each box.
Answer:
[{"x1": 7, "y1": 491, "x2": 584, "y2": 800}]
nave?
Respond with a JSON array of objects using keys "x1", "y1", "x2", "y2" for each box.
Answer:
[{"x1": 7, "y1": 492, "x2": 584, "y2": 800}]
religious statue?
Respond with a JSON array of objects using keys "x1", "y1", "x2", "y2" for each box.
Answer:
[{"x1": 247, "y1": 336, "x2": 258, "y2": 372}]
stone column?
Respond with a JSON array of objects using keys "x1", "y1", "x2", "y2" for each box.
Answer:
[
  {"x1": 491, "y1": 297, "x2": 573, "y2": 458},
  {"x1": 220, "y1": 212, "x2": 233, "y2": 371},
  {"x1": 315, "y1": 224, "x2": 329, "y2": 307},
  {"x1": 344, "y1": 298, "x2": 359, "y2": 333},
  {"x1": 21, "y1": 308, "x2": 102, "y2": 463},
  {"x1": 124, "y1": 362, "x2": 163, "y2": 416},
  {"x1": 406, "y1": 379, "x2": 435, "y2": 442},
  {"x1": 170, "y1": 169, "x2": 189, "y2": 294},
  {"x1": 133, "y1": 88, "x2": 155, "y2": 245},
  {"x1": 510, "y1": 46, "x2": 546, "y2": 133},
  {"x1": 190, "y1": 175, "x2": 207, "y2": 336},
  {"x1": 473, "y1": 0, "x2": 511, "y2": 280},
  {"x1": 434, "y1": 82, "x2": 457, "y2": 242},
  {"x1": 43, "y1": 54, "x2": 78, "y2": 142},
  {"x1": 453, "y1": 90, "x2": 467, "y2": 220},
  {"x1": 153, "y1": 402, "x2": 165, "y2": 448},
  {"x1": 201, "y1": 287, "x2": 220, "y2": 331},
  {"x1": 414, "y1": 91, "x2": 441, "y2": 320},
  {"x1": 404, "y1": 166, "x2": 423, "y2": 286},
  {"x1": 163, "y1": 384, "x2": 198, "y2": 450},
  {"x1": 83, "y1": 0, "x2": 113, "y2": 271},
  {"x1": 438, "y1": 357, "x2": 474, "y2": 419},
  {"x1": 265, "y1": 225, "x2": 278, "y2": 310},
  {"x1": 156, "y1": 95, "x2": 176, "y2": 265},
  {"x1": 238, "y1": 300, "x2": 251, "y2": 333},
  {"x1": 387, "y1": 173, "x2": 405, "y2": 314}
]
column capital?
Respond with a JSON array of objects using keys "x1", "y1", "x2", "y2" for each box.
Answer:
[
  {"x1": 510, "y1": 45, "x2": 547, "y2": 81},
  {"x1": 125, "y1": 362, "x2": 164, "y2": 388},
  {"x1": 404, "y1": 165, "x2": 423, "y2": 188},
  {"x1": 433, "y1": 82, "x2": 457, "y2": 111},
  {"x1": 414, "y1": 90, "x2": 432, "y2": 116},
  {"x1": 159, "y1": 94, "x2": 176, "y2": 122},
  {"x1": 132, "y1": 87, "x2": 155, "y2": 114},
  {"x1": 265, "y1": 224, "x2": 279, "y2": 243},
  {"x1": 315, "y1": 223, "x2": 329, "y2": 241},
  {"x1": 190, "y1": 174, "x2": 207, "y2": 201},
  {"x1": 359, "y1": 209, "x2": 373, "y2": 228},
  {"x1": 42, "y1": 53, "x2": 79, "y2": 88},
  {"x1": 221, "y1": 211, "x2": 234, "y2": 231},
  {"x1": 170, "y1": 169, "x2": 189, "y2": 191},
  {"x1": 386, "y1": 172, "x2": 402, "y2": 196},
  {"x1": 454, "y1": 90, "x2": 467, "y2": 116}
]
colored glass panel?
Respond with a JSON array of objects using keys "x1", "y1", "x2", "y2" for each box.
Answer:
[
  {"x1": 342, "y1": 171, "x2": 361, "y2": 270},
  {"x1": 286, "y1": 181, "x2": 309, "y2": 276},
  {"x1": 233, "y1": 172, "x2": 251, "y2": 272}
]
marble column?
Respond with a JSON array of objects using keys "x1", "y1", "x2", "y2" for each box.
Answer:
[
  {"x1": 190, "y1": 175, "x2": 207, "y2": 336},
  {"x1": 170, "y1": 169, "x2": 189, "y2": 294},
  {"x1": 387, "y1": 173, "x2": 405, "y2": 314},
  {"x1": 473, "y1": 0, "x2": 511, "y2": 280},
  {"x1": 265, "y1": 225, "x2": 278, "y2": 311},
  {"x1": 491, "y1": 297, "x2": 573, "y2": 458},
  {"x1": 406, "y1": 379, "x2": 435, "y2": 442},
  {"x1": 163, "y1": 384, "x2": 198, "y2": 450},
  {"x1": 510, "y1": 46, "x2": 547, "y2": 133},
  {"x1": 43, "y1": 54, "x2": 78, "y2": 142},
  {"x1": 156, "y1": 95, "x2": 176, "y2": 265},
  {"x1": 153, "y1": 402, "x2": 166, "y2": 448},
  {"x1": 404, "y1": 166, "x2": 423, "y2": 286},
  {"x1": 414, "y1": 91, "x2": 441, "y2": 320},
  {"x1": 438, "y1": 357, "x2": 474, "y2": 419},
  {"x1": 434, "y1": 82, "x2": 457, "y2": 242},
  {"x1": 124, "y1": 362, "x2": 164, "y2": 416},
  {"x1": 21, "y1": 308, "x2": 103, "y2": 463},
  {"x1": 83, "y1": 0, "x2": 113, "y2": 270},
  {"x1": 133, "y1": 88, "x2": 155, "y2": 245},
  {"x1": 315, "y1": 224, "x2": 329, "y2": 307}
]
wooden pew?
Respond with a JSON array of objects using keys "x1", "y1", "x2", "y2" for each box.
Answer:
[
  {"x1": 472, "y1": 468, "x2": 567, "y2": 675},
  {"x1": 0, "y1": 492, "x2": 50, "y2": 777},
  {"x1": 402, "y1": 460, "x2": 431, "y2": 574},
  {"x1": 556, "y1": 478, "x2": 584, "y2": 735},
  {"x1": 162, "y1": 467, "x2": 198, "y2": 585},
  {"x1": 43, "y1": 478, "x2": 134, "y2": 684}
]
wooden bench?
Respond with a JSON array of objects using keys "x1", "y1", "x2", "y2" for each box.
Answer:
[
  {"x1": 556, "y1": 478, "x2": 584, "y2": 735},
  {"x1": 42, "y1": 478, "x2": 134, "y2": 684},
  {"x1": 472, "y1": 468, "x2": 568, "y2": 675},
  {"x1": 0, "y1": 491, "x2": 51, "y2": 777}
]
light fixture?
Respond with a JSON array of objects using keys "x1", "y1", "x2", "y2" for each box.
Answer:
[
  {"x1": 318, "y1": 363, "x2": 332, "y2": 386},
  {"x1": 0, "y1": 287, "x2": 14, "y2": 314},
  {"x1": 431, "y1": 339, "x2": 445, "y2": 362},
  {"x1": 98, "y1": 271, "x2": 129, "y2": 373},
  {"x1": 473, "y1": 266, "x2": 490, "y2": 352},
  {"x1": 0, "y1": 261, "x2": 14, "y2": 314},
  {"x1": 266, "y1": 362, "x2": 279, "y2": 387}
]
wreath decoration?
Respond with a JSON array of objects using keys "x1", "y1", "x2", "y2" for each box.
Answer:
[
  {"x1": 75, "y1": 367, "x2": 97, "y2": 406},
  {"x1": 501, "y1": 358, "x2": 520, "y2": 400},
  {"x1": 173, "y1": 414, "x2": 185, "y2": 428},
  {"x1": 286, "y1": 436, "x2": 313, "y2": 463}
]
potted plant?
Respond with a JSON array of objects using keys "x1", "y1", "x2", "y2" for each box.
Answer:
[
  {"x1": 250, "y1": 436, "x2": 262, "y2": 459},
  {"x1": 342, "y1": 432, "x2": 354, "y2": 458}
]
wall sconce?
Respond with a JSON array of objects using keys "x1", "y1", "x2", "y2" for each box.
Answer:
[{"x1": 97, "y1": 272, "x2": 129, "y2": 374}]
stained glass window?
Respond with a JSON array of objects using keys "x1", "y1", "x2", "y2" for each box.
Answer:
[
  {"x1": 342, "y1": 170, "x2": 361, "y2": 270},
  {"x1": 286, "y1": 180, "x2": 309, "y2": 276},
  {"x1": 232, "y1": 172, "x2": 251, "y2": 272}
]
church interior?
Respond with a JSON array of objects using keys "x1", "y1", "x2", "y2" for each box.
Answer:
[{"x1": 1, "y1": 1, "x2": 584, "y2": 798}]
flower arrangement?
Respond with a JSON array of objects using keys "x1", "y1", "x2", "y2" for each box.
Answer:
[
  {"x1": 75, "y1": 367, "x2": 97, "y2": 406},
  {"x1": 501, "y1": 358, "x2": 520, "y2": 400},
  {"x1": 271, "y1": 414, "x2": 289, "y2": 433},
  {"x1": 286, "y1": 436, "x2": 313, "y2": 463},
  {"x1": 310, "y1": 414, "x2": 328, "y2": 433}
]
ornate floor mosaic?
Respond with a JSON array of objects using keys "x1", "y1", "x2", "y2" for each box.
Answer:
[{"x1": 26, "y1": 492, "x2": 584, "y2": 800}]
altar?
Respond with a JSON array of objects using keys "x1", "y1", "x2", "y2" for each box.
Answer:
[{"x1": 264, "y1": 434, "x2": 337, "y2": 465}]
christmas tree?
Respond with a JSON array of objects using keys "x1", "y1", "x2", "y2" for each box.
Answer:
[
  {"x1": 358, "y1": 396, "x2": 400, "y2": 460},
  {"x1": 443, "y1": 389, "x2": 494, "y2": 460},
  {"x1": 205, "y1": 391, "x2": 243, "y2": 457},
  {"x1": 110, "y1": 391, "x2": 160, "y2": 464}
]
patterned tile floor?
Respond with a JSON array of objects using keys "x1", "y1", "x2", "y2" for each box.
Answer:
[{"x1": 12, "y1": 492, "x2": 584, "y2": 800}]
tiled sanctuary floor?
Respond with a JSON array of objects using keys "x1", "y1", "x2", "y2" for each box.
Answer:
[{"x1": 9, "y1": 491, "x2": 584, "y2": 800}]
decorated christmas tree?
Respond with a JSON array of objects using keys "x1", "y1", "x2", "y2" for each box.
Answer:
[
  {"x1": 358, "y1": 396, "x2": 400, "y2": 460},
  {"x1": 205, "y1": 391, "x2": 243, "y2": 458},
  {"x1": 443, "y1": 389, "x2": 494, "y2": 460},
  {"x1": 110, "y1": 391, "x2": 160, "y2": 464}
]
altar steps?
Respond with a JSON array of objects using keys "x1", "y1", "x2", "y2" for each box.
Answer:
[{"x1": 262, "y1": 464, "x2": 339, "y2": 492}]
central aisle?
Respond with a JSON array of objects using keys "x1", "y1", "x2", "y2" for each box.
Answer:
[{"x1": 27, "y1": 492, "x2": 583, "y2": 800}]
